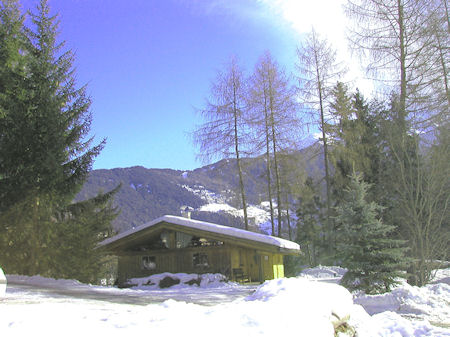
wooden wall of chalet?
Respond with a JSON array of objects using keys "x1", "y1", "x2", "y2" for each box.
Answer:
[
  {"x1": 116, "y1": 244, "x2": 285, "y2": 285},
  {"x1": 117, "y1": 246, "x2": 229, "y2": 285}
]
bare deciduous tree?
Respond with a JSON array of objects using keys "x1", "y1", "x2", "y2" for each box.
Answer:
[
  {"x1": 345, "y1": 0, "x2": 448, "y2": 129},
  {"x1": 296, "y1": 29, "x2": 347, "y2": 244},
  {"x1": 248, "y1": 52, "x2": 299, "y2": 237},
  {"x1": 193, "y1": 56, "x2": 250, "y2": 230},
  {"x1": 387, "y1": 122, "x2": 449, "y2": 286}
]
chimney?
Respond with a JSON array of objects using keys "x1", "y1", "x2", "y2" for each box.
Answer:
[{"x1": 180, "y1": 206, "x2": 193, "y2": 219}]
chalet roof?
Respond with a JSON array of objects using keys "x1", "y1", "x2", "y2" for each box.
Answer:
[{"x1": 99, "y1": 215, "x2": 300, "y2": 253}]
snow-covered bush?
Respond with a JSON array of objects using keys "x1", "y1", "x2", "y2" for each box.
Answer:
[
  {"x1": 127, "y1": 273, "x2": 228, "y2": 289},
  {"x1": 300, "y1": 265, "x2": 347, "y2": 281},
  {"x1": 159, "y1": 276, "x2": 181, "y2": 288}
]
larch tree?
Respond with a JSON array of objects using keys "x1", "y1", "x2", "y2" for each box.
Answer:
[
  {"x1": 193, "y1": 56, "x2": 250, "y2": 230},
  {"x1": 296, "y1": 28, "x2": 346, "y2": 248},
  {"x1": 278, "y1": 150, "x2": 308, "y2": 240},
  {"x1": 345, "y1": 0, "x2": 448, "y2": 129},
  {"x1": 385, "y1": 113, "x2": 449, "y2": 286},
  {"x1": 346, "y1": 0, "x2": 449, "y2": 286},
  {"x1": 248, "y1": 52, "x2": 299, "y2": 237},
  {"x1": 425, "y1": 0, "x2": 450, "y2": 117}
]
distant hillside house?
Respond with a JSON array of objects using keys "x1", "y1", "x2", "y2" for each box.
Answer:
[{"x1": 99, "y1": 215, "x2": 300, "y2": 285}]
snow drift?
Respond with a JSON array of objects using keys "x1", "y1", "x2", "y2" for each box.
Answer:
[{"x1": 2, "y1": 268, "x2": 450, "y2": 336}]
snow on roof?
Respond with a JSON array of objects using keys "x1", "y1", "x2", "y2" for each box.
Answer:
[{"x1": 99, "y1": 215, "x2": 300, "y2": 251}]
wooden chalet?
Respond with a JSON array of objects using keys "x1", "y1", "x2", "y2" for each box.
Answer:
[{"x1": 99, "y1": 215, "x2": 301, "y2": 285}]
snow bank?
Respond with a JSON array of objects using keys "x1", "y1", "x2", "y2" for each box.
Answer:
[
  {"x1": 300, "y1": 265, "x2": 348, "y2": 283},
  {"x1": 371, "y1": 311, "x2": 449, "y2": 337},
  {"x1": 247, "y1": 277, "x2": 373, "y2": 336},
  {"x1": 3, "y1": 269, "x2": 450, "y2": 336},
  {"x1": 431, "y1": 267, "x2": 450, "y2": 285},
  {"x1": 355, "y1": 280, "x2": 450, "y2": 326},
  {"x1": 298, "y1": 266, "x2": 450, "y2": 335},
  {"x1": 6, "y1": 274, "x2": 84, "y2": 288},
  {"x1": 128, "y1": 272, "x2": 228, "y2": 289},
  {"x1": 247, "y1": 276, "x2": 450, "y2": 336}
]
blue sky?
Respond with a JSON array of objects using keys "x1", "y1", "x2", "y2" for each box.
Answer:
[{"x1": 21, "y1": 0, "x2": 358, "y2": 171}]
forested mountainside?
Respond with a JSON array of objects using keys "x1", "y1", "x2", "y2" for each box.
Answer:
[{"x1": 76, "y1": 143, "x2": 324, "y2": 233}]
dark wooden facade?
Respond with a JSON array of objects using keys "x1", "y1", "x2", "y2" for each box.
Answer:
[{"x1": 99, "y1": 216, "x2": 300, "y2": 285}]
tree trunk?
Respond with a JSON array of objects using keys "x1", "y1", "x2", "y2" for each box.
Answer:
[
  {"x1": 268, "y1": 89, "x2": 283, "y2": 237},
  {"x1": 435, "y1": 32, "x2": 450, "y2": 108},
  {"x1": 264, "y1": 97, "x2": 275, "y2": 235},
  {"x1": 314, "y1": 53, "x2": 332, "y2": 248},
  {"x1": 271, "y1": 120, "x2": 283, "y2": 237},
  {"x1": 286, "y1": 207, "x2": 292, "y2": 241},
  {"x1": 233, "y1": 86, "x2": 249, "y2": 230},
  {"x1": 397, "y1": 0, "x2": 407, "y2": 127}
]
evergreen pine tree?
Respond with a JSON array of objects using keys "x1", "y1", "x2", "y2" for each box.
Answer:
[
  {"x1": 335, "y1": 172, "x2": 407, "y2": 294},
  {"x1": 296, "y1": 177, "x2": 325, "y2": 266},
  {"x1": 25, "y1": 0, "x2": 104, "y2": 203},
  {"x1": 0, "y1": 0, "x2": 30, "y2": 210},
  {"x1": 0, "y1": 0, "x2": 118, "y2": 281},
  {"x1": 328, "y1": 83, "x2": 382, "y2": 203},
  {"x1": 51, "y1": 186, "x2": 120, "y2": 283}
]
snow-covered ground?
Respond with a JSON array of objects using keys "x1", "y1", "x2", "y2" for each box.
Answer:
[{"x1": 1, "y1": 267, "x2": 449, "y2": 336}]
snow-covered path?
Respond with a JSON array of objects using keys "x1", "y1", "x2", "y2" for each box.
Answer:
[{"x1": 5, "y1": 280, "x2": 257, "y2": 306}]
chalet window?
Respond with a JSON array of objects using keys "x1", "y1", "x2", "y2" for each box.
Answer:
[
  {"x1": 141, "y1": 256, "x2": 156, "y2": 270},
  {"x1": 175, "y1": 232, "x2": 224, "y2": 248},
  {"x1": 160, "y1": 231, "x2": 171, "y2": 248},
  {"x1": 190, "y1": 236, "x2": 223, "y2": 247},
  {"x1": 192, "y1": 253, "x2": 209, "y2": 267},
  {"x1": 176, "y1": 232, "x2": 193, "y2": 248},
  {"x1": 129, "y1": 236, "x2": 167, "y2": 251}
]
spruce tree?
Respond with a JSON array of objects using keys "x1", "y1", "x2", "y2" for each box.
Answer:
[
  {"x1": 335, "y1": 172, "x2": 407, "y2": 294},
  {"x1": 328, "y1": 83, "x2": 382, "y2": 203},
  {"x1": 0, "y1": 0, "x2": 30, "y2": 211},
  {"x1": 25, "y1": 0, "x2": 104, "y2": 203},
  {"x1": 51, "y1": 187, "x2": 120, "y2": 283},
  {"x1": 296, "y1": 177, "x2": 325, "y2": 266},
  {"x1": 0, "y1": 0, "x2": 118, "y2": 280}
]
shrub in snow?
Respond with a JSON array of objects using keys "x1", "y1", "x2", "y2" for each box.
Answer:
[
  {"x1": 331, "y1": 313, "x2": 356, "y2": 337},
  {"x1": 159, "y1": 276, "x2": 181, "y2": 288},
  {"x1": 185, "y1": 277, "x2": 201, "y2": 286},
  {"x1": 128, "y1": 273, "x2": 228, "y2": 289}
]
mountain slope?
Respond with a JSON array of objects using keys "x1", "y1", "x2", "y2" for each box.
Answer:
[{"x1": 77, "y1": 144, "x2": 324, "y2": 233}]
